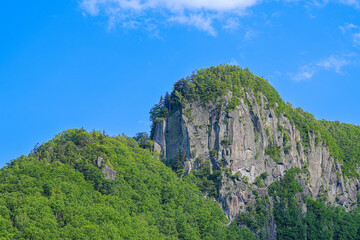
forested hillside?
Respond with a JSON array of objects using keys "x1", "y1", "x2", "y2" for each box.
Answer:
[{"x1": 0, "y1": 129, "x2": 255, "y2": 239}]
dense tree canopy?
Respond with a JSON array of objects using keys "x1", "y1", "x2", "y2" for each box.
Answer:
[{"x1": 0, "y1": 129, "x2": 255, "y2": 239}]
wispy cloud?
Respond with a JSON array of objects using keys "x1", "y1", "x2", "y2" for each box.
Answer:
[
  {"x1": 222, "y1": 18, "x2": 241, "y2": 31},
  {"x1": 80, "y1": 0, "x2": 360, "y2": 36},
  {"x1": 168, "y1": 13, "x2": 217, "y2": 36},
  {"x1": 354, "y1": 33, "x2": 360, "y2": 46},
  {"x1": 307, "y1": 0, "x2": 359, "y2": 8},
  {"x1": 290, "y1": 65, "x2": 316, "y2": 82},
  {"x1": 244, "y1": 30, "x2": 258, "y2": 40},
  {"x1": 339, "y1": 22, "x2": 358, "y2": 32},
  {"x1": 290, "y1": 54, "x2": 355, "y2": 81},
  {"x1": 338, "y1": 0, "x2": 360, "y2": 8},
  {"x1": 317, "y1": 55, "x2": 350, "y2": 73},
  {"x1": 339, "y1": 22, "x2": 360, "y2": 47},
  {"x1": 229, "y1": 57, "x2": 239, "y2": 66},
  {"x1": 80, "y1": 0, "x2": 258, "y2": 14},
  {"x1": 79, "y1": 0, "x2": 258, "y2": 35}
]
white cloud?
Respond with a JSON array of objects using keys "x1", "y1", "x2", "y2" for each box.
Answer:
[
  {"x1": 80, "y1": 0, "x2": 360, "y2": 35},
  {"x1": 79, "y1": 0, "x2": 258, "y2": 35},
  {"x1": 168, "y1": 13, "x2": 217, "y2": 36},
  {"x1": 308, "y1": 0, "x2": 329, "y2": 8},
  {"x1": 354, "y1": 33, "x2": 360, "y2": 46},
  {"x1": 339, "y1": 23, "x2": 360, "y2": 47},
  {"x1": 339, "y1": 22, "x2": 358, "y2": 32},
  {"x1": 244, "y1": 30, "x2": 258, "y2": 40},
  {"x1": 308, "y1": 0, "x2": 360, "y2": 8},
  {"x1": 317, "y1": 55, "x2": 349, "y2": 73},
  {"x1": 290, "y1": 54, "x2": 354, "y2": 81},
  {"x1": 229, "y1": 58, "x2": 239, "y2": 66},
  {"x1": 290, "y1": 66, "x2": 315, "y2": 82},
  {"x1": 292, "y1": 71, "x2": 315, "y2": 81},
  {"x1": 222, "y1": 18, "x2": 241, "y2": 31},
  {"x1": 80, "y1": 0, "x2": 258, "y2": 13},
  {"x1": 338, "y1": 0, "x2": 360, "y2": 8}
]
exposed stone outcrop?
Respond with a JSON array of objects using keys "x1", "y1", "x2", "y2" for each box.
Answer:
[
  {"x1": 97, "y1": 156, "x2": 105, "y2": 168},
  {"x1": 97, "y1": 156, "x2": 117, "y2": 181},
  {"x1": 102, "y1": 165, "x2": 117, "y2": 180},
  {"x1": 152, "y1": 88, "x2": 359, "y2": 223}
]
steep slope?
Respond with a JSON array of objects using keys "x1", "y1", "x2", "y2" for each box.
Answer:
[
  {"x1": 150, "y1": 65, "x2": 360, "y2": 238},
  {"x1": 0, "y1": 129, "x2": 255, "y2": 239}
]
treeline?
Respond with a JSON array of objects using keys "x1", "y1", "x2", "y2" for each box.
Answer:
[
  {"x1": 0, "y1": 129, "x2": 256, "y2": 239},
  {"x1": 321, "y1": 120, "x2": 360, "y2": 178}
]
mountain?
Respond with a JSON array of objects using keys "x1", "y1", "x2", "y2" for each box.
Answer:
[
  {"x1": 0, "y1": 129, "x2": 256, "y2": 239},
  {"x1": 150, "y1": 64, "x2": 360, "y2": 239},
  {"x1": 1, "y1": 64, "x2": 360, "y2": 239}
]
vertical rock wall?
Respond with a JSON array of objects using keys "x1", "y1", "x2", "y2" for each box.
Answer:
[{"x1": 152, "y1": 89, "x2": 359, "y2": 222}]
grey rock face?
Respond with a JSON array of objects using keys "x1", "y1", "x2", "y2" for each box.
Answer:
[
  {"x1": 97, "y1": 156, "x2": 117, "y2": 181},
  {"x1": 152, "y1": 89, "x2": 359, "y2": 222},
  {"x1": 102, "y1": 165, "x2": 117, "y2": 181},
  {"x1": 97, "y1": 156, "x2": 105, "y2": 168}
]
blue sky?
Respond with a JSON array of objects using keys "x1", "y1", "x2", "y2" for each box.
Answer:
[{"x1": 1, "y1": 0, "x2": 360, "y2": 166}]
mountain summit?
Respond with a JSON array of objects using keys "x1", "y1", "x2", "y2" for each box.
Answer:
[{"x1": 150, "y1": 64, "x2": 360, "y2": 239}]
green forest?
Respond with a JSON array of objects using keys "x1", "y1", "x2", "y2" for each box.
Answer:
[
  {"x1": 0, "y1": 129, "x2": 255, "y2": 239},
  {"x1": 2, "y1": 128, "x2": 360, "y2": 239}
]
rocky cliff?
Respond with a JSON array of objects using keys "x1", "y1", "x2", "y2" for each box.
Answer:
[{"x1": 152, "y1": 87, "x2": 359, "y2": 225}]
